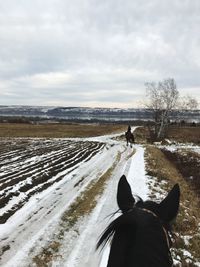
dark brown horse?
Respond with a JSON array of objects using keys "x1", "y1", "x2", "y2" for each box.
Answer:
[
  {"x1": 97, "y1": 175, "x2": 180, "y2": 267},
  {"x1": 125, "y1": 131, "x2": 135, "y2": 147}
]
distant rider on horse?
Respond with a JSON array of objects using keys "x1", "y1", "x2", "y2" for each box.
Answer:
[{"x1": 125, "y1": 125, "x2": 135, "y2": 147}]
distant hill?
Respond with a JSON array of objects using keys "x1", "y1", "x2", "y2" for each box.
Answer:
[{"x1": 0, "y1": 105, "x2": 199, "y2": 123}]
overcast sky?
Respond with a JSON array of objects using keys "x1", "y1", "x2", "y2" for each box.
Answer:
[{"x1": 0, "y1": 0, "x2": 200, "y2": 108}]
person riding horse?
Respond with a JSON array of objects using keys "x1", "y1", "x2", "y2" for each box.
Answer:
[{"x1": 125, "y1": 125, "x2": 135, "y2": 146}]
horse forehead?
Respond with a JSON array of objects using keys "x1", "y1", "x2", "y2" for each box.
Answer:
[
  {"x1": 128, "y1": 207, "x2": 157, "y2": 223},
  {"x1": 130, "y1": 205, "x2": 161, "y2": 226},
  {"x1": 137, "y1": 200, "x2": 159, "y2": 212}
]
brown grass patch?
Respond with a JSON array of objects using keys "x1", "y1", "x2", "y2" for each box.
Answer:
[
  {"x1": 167, "y1": 126, "x2": 200, "y2": 144},
  {"x1": 134, "y1": 126, "x2": 150, "y2": 143},
  {"x1": 0, "y1": 123, "x2": 127, "y2": 138},
  {"x1": 161, "y1": 149, "x2": 200, "y2": 195},
  {"x1": 145, "y1": 145, "x2": 200, "y2": 265},
  {"x1": 134, "y1": 126, "x2": 200, "y2": 145}
]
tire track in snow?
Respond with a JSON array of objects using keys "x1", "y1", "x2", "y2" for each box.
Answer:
[{"x1": 127, "y1": 145, "x2": 149, "y2": 200}]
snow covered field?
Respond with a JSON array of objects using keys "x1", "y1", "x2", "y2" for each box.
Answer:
[{"x1": 0, "y1": 131, "x2": 199, "y2": 266}]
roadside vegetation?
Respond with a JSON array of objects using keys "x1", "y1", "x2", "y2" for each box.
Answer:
[
  {"x1": 167, "y1": 126, "x2": 200, "y2": 144},
  {"x1": 145, "y1": 145, "x2": 200, "y2": 266},
  {"x1": 134, "y1": 125, "x2": 200, "y2": 145},
  {"x1": 135, "y1": 124, "x2": 200, "y2": 266}
]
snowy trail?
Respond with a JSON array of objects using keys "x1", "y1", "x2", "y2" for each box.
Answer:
[
  {"x1": 63, "y1": 144, "x2": 149, "y2": 267},
  {"x1": 127, "y1": 145, "x2": 148, "y2": 200},
  {"x1": 98, "y1": 145, "x2": 149, "y2": 267}
]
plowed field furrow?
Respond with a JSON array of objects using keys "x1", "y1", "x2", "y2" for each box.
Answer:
[
  {"x1": 0, "y1": 149, "x2": 24, "y2": 161},
  {"x1": 0, "y1": 139, "x2": 105, "y2": 224},
  {"x1": 0, "y1": 164, "x2": 98, "y2": 223},
  {"x1": 0, "y1": 143, "x2": 24, "y2": 155},
  {"x1": 0, "y1": 167, "x2": 76, "y2": 224},
  {"x1": 0, "y1": 142, "x2": 88, "y2": 181},
  {"x1": 0, "y1": 142, "x2": 99, "y2": 189},
  {"x1": 0, "y1": 149, "x2": 74, "y2": 183},
  {"x1": 0, "y1": 142, "x2": 103, "y2": 202},
  {"x1": 0, "y1": 140, "x2": 76, "y2": 166},
  {"x1": 0, "y1": 144, "x2": 78, "y2": 177},
  {"x1": 1, "y1": 143, "x2": 102, "y2": 197}
]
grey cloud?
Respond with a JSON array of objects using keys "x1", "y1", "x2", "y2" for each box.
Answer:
[{"x1": 0, "y1": 0, "x2": 199, "y2": 107}]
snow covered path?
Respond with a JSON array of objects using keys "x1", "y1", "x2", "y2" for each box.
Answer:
[
  {"x1": 0, "y1": 132, "x2": 150, "y2": 267},
  {"x1": 98, "y1": 145, "x2": 149, "y2": 267},
  {"x1": 63, "y1": 145, "x2": 149, "y2": 267},
  {"x1": 127, "y1": 145, "x2": 148, "y2": 200}
]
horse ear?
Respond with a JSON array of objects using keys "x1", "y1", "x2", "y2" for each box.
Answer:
[
  {"x1": 159, "y1": 184, "x2": 180, "y2": 223},
  {"x1": 117, "y1": 175, "x2": 135, "y2": 213}
]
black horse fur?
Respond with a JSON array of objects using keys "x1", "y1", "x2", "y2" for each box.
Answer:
[
  {"x1": 125, "y1": 131, "x2": 135, "y2": 147},
  {"x1": 97, "y1": 175, "x2": 180, "y2": 267}
]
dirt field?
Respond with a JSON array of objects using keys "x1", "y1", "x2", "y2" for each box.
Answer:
[{"x1": 0, "y1": 123, "x2": 127, "y2": 138}]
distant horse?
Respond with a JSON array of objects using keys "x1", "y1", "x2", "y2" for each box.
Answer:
[
  {"x1": 97, "y1": 175, "x2": 180, "y2": 267},
  {"x1": 125, "y1": 131, "x2": 135, "y2": 147}
]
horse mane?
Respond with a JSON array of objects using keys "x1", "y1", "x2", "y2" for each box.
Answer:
[
  {"x1": 97, "y1": 195, "x2": 143, "y2": 250},
  {"x1": 96, "y1": 211, "x2": 137, "y2": 250}
]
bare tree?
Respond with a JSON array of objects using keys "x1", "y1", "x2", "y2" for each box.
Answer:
[
  {"x1": 175, "y1": 95, "x2": 199, "y2": 125},
  {"x1": 179, "y1": 95, "x2": 198, "y2": 110},
  {"x1": 145, "y1": 78, "x2": 179, "y2": 139}
]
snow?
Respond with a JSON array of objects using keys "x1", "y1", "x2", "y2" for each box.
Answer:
[
  {"x1": 126, "y1": 145, "x2": 148, "y2": 200},
  {"x1": 0, "y1": 134, "x2": 124, "y2": 267},
  {"x1": 158, "y1": 143, "x2": 200, "y2": 155}
]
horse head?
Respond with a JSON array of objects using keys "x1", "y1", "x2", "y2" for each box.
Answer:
[{"x1": 97, "y1": 175, "x2": 180, "y2": 267}]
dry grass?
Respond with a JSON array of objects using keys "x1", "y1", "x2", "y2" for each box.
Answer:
[
  {"x1": 161, "y1": 149, "x2": 200, "y2": 195},
  {"x1": 167, "y1": 126, "x2": 200, "y2": 144},
  {"x1": 145, "y1": 145, "x2": 200, "y2": 265},
  {"x1": 134, "y1": 126, "x2": 200, "y2": 144},
  {"x1": 0, "y1": 123, "x2": 127, "y2": 138},
  {"x1": 32, "y1": 153, "x2": 122, "y2": 266},
  {"x1": 134, "y1": 126, "x2": 150, "y2": 143}
]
